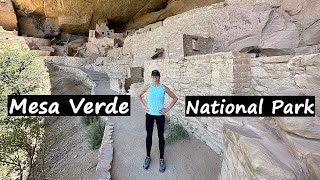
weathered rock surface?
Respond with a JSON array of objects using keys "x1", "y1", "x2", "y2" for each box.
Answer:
[
  {"x1": 220, "y1": 121, "x2": 309, "y2": 180},
  {"x1": 11, "y1": 0, "x2": 222, "y2": 35},
  {"x1": 306, "y1": 154, "x2": 320, "y2": 180},
  {"x1": 0, "y1": 0, "x2": 17, "y2": 31},
  {"x1": 2, "y1": 0, "x2": 319, "y2": 50},
  {"x1": 276, "y1": 117, "x2": 320, "y2": 140},
  {"x1": 125, "y1": 0, "x2": 224, "y2": 30},
  {"x1": 284, "y1": 133, "x2": 320, "y2": 160},
  {"x1": 18, "y1": 16, "x2": 60, "y2": 38},
  {"x1": 220, "y1": 0, "x2": 320, "y2": 47}
]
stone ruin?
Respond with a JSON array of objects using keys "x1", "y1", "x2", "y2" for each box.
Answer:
[
  {"x1": 1, "y1": 1, "x2": 320, "y2": 179},
  {"x1": 85, "y1": 3, "x2": 320, "y2": 179},
  {"x1": 20, "y1": 34, "x2": 87, "y2": 57},
  {"x1": 86, "y1": 19, "x2": 127, "y2": 57},
  {"x1": 22, "y1": 19, "x2": 145, "y2": 58}
]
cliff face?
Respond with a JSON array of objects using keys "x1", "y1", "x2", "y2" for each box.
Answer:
[
  {"x1": 11, "y1": 0, "x2": 223, "y2": 36},
  {"x1": 0, "y1": 0, "x2": 17, "y2": 31}
]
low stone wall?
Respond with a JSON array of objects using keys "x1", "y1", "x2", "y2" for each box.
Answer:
[
  {"x1": 95, "y1": 118, "x2": 114, "y2": 180},
  {"x1": 85, "y1": 60, "x2": 130, "y2": 94},
  {"x1": 86, "y1": 37, "x2": 114, "y2": 55},
  {"x1": 54, "y1": 65, "x2": 96, "y2": 95},
  {"x1": 49, "y1": 64, "x2": 114, "y2": 180}
]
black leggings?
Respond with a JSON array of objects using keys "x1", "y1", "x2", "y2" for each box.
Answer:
[{"x1": 145, "y1": 113, "x2": 165, "y2": 159}]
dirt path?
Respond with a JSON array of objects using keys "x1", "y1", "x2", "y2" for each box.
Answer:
[
  {"x1": 110, "y1": 93, "x2": 222, "y2": 179},
  {"x1": 39, "y1": 64, "x2": 221, "y2": 180},
  {"x1": 34, "y1": 64, "x2": 110, "y2": 180},
  {"x1": 81, "y1": 65, "x2": 222, "y2": 179},
  {"x1": 81, "y1": 66, "x2": 222, "y2": 179}
]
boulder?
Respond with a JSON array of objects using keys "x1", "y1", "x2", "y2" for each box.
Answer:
[
  {"x1": 285, "y1": 133, "x2": 320, "y2": 160},
  {"x1": 222, "y1": 122, "x2": 307, "y2": 179},
  {"x1": 275, "y1": 117, "x2": 320, "y2": 140}
]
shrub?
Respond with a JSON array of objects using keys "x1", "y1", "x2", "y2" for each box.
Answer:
[
  {"x1": 165, "y1": 118, "x2": 189, "y2": 144},
  {"x1": 80, "y1": 116, "x2": 99, "y2": 126},
  {"x1": 87, "y1": 119, "x2": 106, "y2": 150}
]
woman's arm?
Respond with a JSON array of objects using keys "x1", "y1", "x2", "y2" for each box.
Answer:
[
  {"x1": 137, "y1": 84, "x2": 150, "y2": 112},
  {"x1": 160, "y1": 84, "x2": 178, "y2": 114}
]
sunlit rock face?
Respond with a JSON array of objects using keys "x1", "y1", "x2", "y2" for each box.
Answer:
[
  {"x1": 11, "y1": 0, "x2": 222, "y2": 36},
  {"x1": 0, "y1": 0, "x2": 18, "y2": 31}
]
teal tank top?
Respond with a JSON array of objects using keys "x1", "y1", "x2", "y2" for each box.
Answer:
[{"x1": 147, "y1": 82, "x2": 165, "y2": 116}]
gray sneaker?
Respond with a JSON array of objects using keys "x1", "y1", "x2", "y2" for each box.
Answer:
[
  {"x1": 143, "y1": 156, "x2": 151, "y2": 169},
  {"x1": 159, "y1": 159, "x2": 166, "y2": 172}
]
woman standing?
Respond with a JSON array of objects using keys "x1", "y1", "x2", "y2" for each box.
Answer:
[{"x1": 137, "y1": 69, "x2": 178, "y2": 173}]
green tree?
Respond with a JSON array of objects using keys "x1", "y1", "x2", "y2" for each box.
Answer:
[
  {"x1": 0, "y1": 118, "x2": 45, "y2": 179},
  {"x1": 0, "y1": 44, "x2": 50, "y2": 179}
]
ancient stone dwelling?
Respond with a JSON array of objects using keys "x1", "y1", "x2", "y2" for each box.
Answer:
[
  {"x1": 1, "y1": 0, "x2": 320, "y2": 179},
  {"x1": 86, "y1": 19, "x2": 125, "y2": 56}
]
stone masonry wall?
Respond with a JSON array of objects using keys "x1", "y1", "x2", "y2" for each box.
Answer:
[
  {"x1": 144, "y1": 52, "x2": 252, "y2": 154},
  {"x1": 127, "y1": 3, "x2": 309, "y2": 70},
  {"x1": 130, "y1": 26, "x2": 174, "y2": 67},
  {"x1": 143, "y1": 52, "x2": 320, "y2": 179},
  {"x1": 251, "y1": 54, "x2": 320, "y2": 114}
]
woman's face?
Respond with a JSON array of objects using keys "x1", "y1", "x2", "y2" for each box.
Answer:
[{"x1": 151, "y1": 75, "x2": 160, "y2": 83}]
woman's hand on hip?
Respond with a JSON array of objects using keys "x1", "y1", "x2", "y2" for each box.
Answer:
[
  {"x1": 159, "y1": 108, "x2": 169, "y2": 114},
  {"x1": 142, "y1": 105, "x2": 149, "y2": 112}
]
